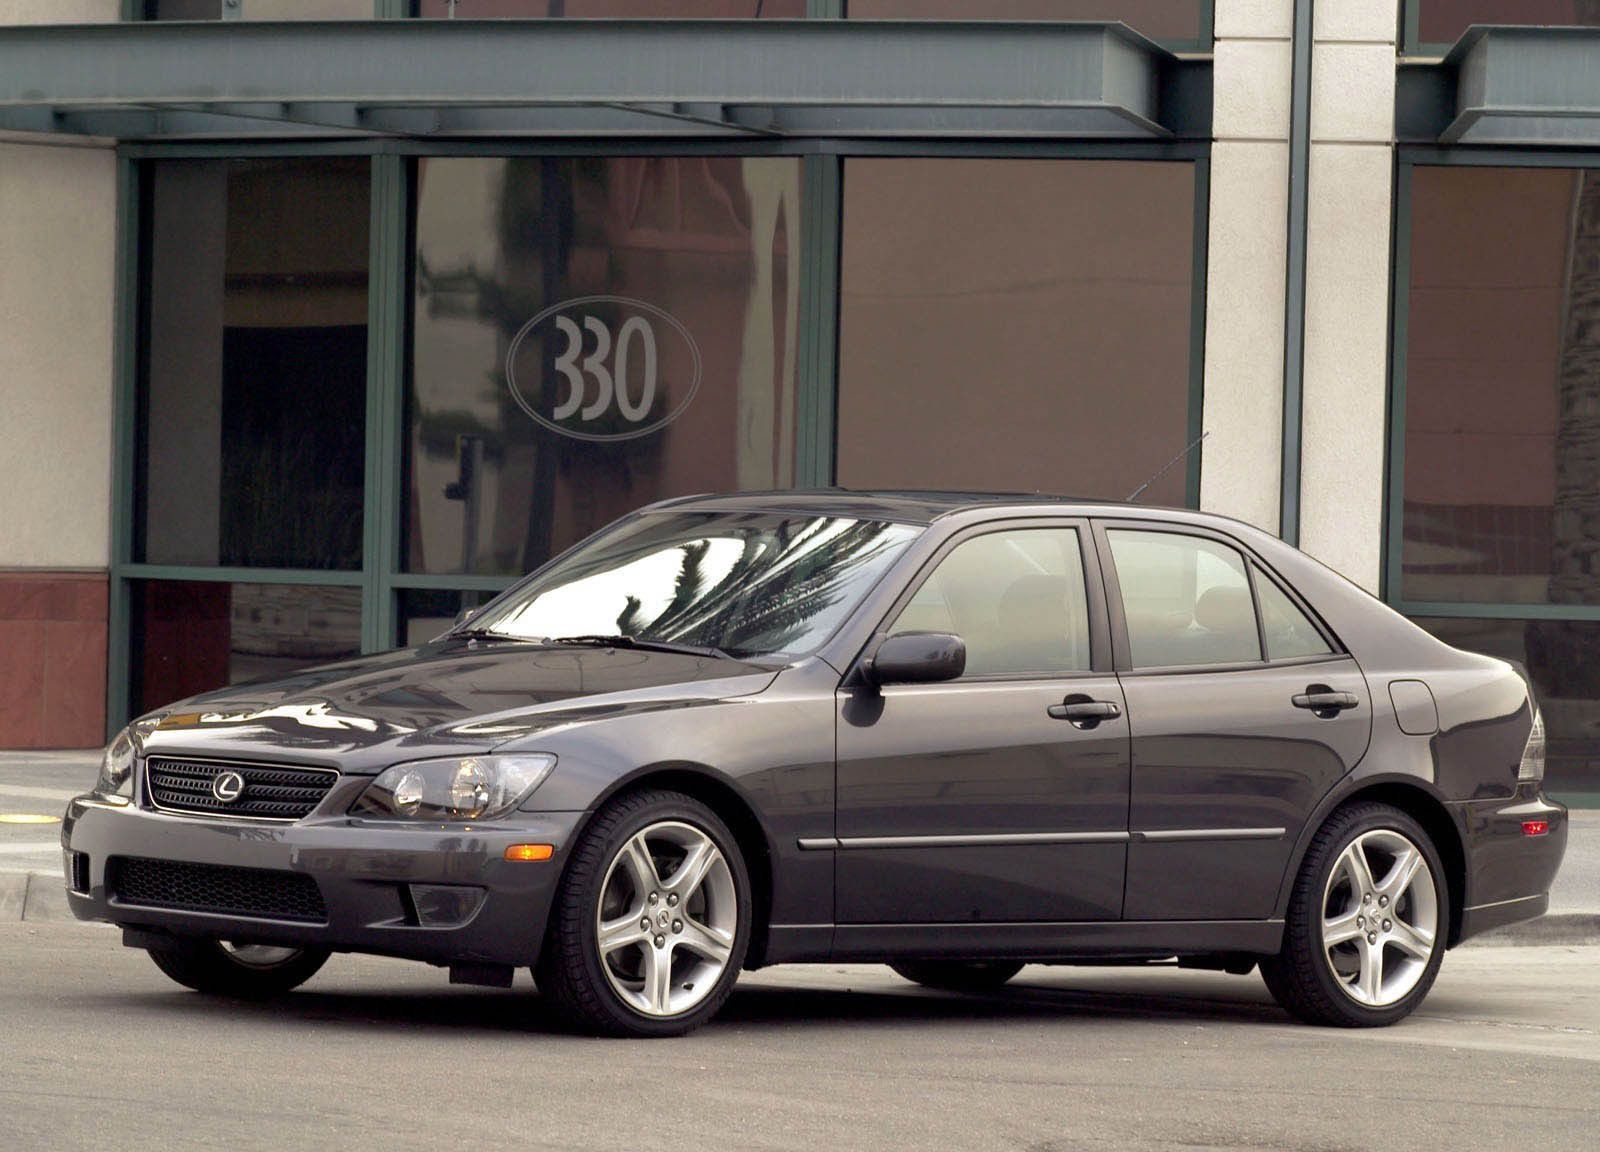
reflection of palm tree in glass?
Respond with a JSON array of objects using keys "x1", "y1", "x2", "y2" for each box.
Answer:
[
  {"x1": 629, "y1": 521, "x2": 902, "y2": 655},
  {"x1": 1533, "y1": 168, "x2": 1600, "y2": 705}
]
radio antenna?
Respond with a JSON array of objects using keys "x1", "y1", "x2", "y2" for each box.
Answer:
[{"x1": 1126, "y1": 431, "x2": 1209, "y2": 503}]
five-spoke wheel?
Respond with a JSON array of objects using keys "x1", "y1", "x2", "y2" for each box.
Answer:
[
  {"x1": 538, "y1": 789, "x2": 750, "y2": 1037},
  {"x1": 595, "y1": 820, "x2": 738, "y2": 1018},
  {"x1": 1262, "y1": 802, "x2": 1447, "y2": 1027}
]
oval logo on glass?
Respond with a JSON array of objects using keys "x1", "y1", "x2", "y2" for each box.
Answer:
[{"x1": 505, "y1": 295, "x2": 702, "y2": 443}]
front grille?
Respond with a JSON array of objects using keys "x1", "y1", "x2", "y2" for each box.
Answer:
[
  {"x1": 145, "y1": 757, "x2": 338, "y2": 822},
  {"x1": 108, "y1": 857, "x2": 328, "y2": 923}
]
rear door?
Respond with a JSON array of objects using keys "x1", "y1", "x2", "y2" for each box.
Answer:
[
  {"x1": 1095, "y1": 522, "x2": 1372, "y2": 921},
  {"x1": 833, "y1": 519, "x2": 1130, "y2": 924}
]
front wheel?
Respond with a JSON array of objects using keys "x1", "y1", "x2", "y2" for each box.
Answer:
[
  {"x1": 146, "y1": 939, "x2": 330, "y2": 997},
  {"x1": 891, "y1": 960, "x2": 1025, "y2": 993},
  {"x1": 1261, "y1": 802, "x2": 1446, "y2": 1027},
  {"x1": 537, "y1": 789, "x2": 751, "y2": 1037}
]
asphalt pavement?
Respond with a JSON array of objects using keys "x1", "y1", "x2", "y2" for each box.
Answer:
[
  {"x1": 2, "y1": 753, "x2": 1597, "y2": 1149},
  {"x1": 1, "y1": 922, "x2": 1596, "y2": 1151}
]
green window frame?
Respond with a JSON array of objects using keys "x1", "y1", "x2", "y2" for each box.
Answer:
[{"x1": 105, "y1": 137, "x2": 1207, "y2": 734}]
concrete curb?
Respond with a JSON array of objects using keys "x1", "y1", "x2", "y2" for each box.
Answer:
[
  {"x1": 2, "y1": 872, "x2": 69, "y2": 923},
  {"x1": 3, "y1": 866, "x2": 1597, "y2": 945},
  {"x1": 1465, "y1": 912, "x2": 1600, "y2": 947}
]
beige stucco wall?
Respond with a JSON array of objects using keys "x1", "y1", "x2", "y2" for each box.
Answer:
[
  {"x1": 1198, "y1": 0, "x2": 1293, "y2": 534},
  {"x1": 0, "y1": 0, "x2": 118, "y2": 22},
  {"x1": 0, "y1": 3, "x2": 119, "y2": 569},
  {"x1": 1298, "y1": 0, "x2": 1397, "y2": 594},
  {"x1": 0, "y1": 142, "x2": 117, "y2": 569}
]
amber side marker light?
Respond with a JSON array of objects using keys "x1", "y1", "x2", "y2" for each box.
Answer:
[
  {"x1": 1522, "y1": 820, "x2": 1550, "y2": 837},
  {"x1": 505, "y1": 843, "x2": 555, "y2": 862}
]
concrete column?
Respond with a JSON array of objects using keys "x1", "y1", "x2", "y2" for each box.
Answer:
[
  {"x1": 0, "y1": 0, "x2": 119, "y2": 749},
  {"x1": 1199, "y1": 1, "x2": 1293, "y2": 534},
  {"x1": 1298, "y1": 0, "x2": 1399, "y2": 594}
]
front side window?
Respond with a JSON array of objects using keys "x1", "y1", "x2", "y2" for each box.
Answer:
[
  {"x1": 890, "y1": 528, "x2": 1091, "y2": 677},
  {"x1": 469, "y1": 511, "x2": 920, "y2": 660},
  {"x1": 1108, "y1": 529, "x2": 1260, "y2": 669}
]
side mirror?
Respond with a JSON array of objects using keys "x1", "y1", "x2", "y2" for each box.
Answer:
[
  {"x1": 452, "y1": 606, "x2": 478, "y2": 628},
  {"x1": 865, "y1": 632, "x2": 966, "y2": 687}
]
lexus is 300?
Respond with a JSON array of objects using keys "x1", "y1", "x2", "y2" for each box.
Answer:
[{"x1": 64, "y1": 493, "x2": 1566, "y2": 1035}]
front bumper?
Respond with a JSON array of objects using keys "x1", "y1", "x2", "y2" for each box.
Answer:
[
  {"x1": 1453, "y1": 790, "x2": 1568, "y2": 943},
  {"x1": 61, "y1": 795, "x2": 583, "y2": 968}
]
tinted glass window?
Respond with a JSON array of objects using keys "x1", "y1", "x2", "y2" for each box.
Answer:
[
  {"x1": 847, "y1": 0, "x2": 1202, "y2": 41},
  {"x1": 470, "y1": 512, "x2": 919, "y2": 660},
  {"x1": 1109, "y1": 530, "x2": 1260, "y2": 668},
  {"x1": 1402, "y1": 166, "x2": 1600, "y2": 607},
  {"x1": 836, "y1": 158, "x2": 1196, "y2": 507},
  {"x1": 1415, "y1": 2, "x2": 1600, "y2": 48},
  {"x1": 131, "y1": 580, "x2": 362, "y2": 715},
  {"x1": 415, "y1": 1, "x2": 803, "y2": 14},
  {"x1": 138, "y1": 158, "x2": 369, "y2": 570},
  {"x1": 409, "y1": 156, "x2": 803, "y2": 577},
  {"x1": 145, "y1": 1, "x2": 374, "y2": 17},
  {"x1": 1254, "y1": 566, "x2": 1332, "y2": 661},
  {"x1": 892, "y1": 528, "x2": 1090, "y2": 677}
]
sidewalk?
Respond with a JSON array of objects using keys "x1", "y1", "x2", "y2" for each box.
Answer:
[{"x1": 2, "y1": 751, "x2": 1597, "y2": 940}]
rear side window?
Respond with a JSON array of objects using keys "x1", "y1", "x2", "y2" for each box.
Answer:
[
  {"x1": 1254, "y1": 564, "x2": 1333, "y2": 660},
  {"x1": 891, "y1": 527, "x2": 1091, "y2": 677},
  {"x1": 1107, "y1": 529, "x2": 1261, "y2": 669}
]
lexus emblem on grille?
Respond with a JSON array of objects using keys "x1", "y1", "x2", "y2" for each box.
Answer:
[{"x1": 211, "y1": 771, "x2": 246, "y2": 804}]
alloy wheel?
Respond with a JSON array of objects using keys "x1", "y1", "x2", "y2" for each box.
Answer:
[
  {"x1": 594, "y1": 819, "x2": 738, "y2": 1018},
  {"x1": 1319, "y1": 828, "x2": 1439, "y2": 1008}
]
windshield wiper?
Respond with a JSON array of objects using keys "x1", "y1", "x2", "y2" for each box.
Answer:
[
  {"x1": 445, "y1": 627, "x2": 540, "y2": 643},
  {"x1": 550, "y1": 634, "x2": 732, "y2": 660}
]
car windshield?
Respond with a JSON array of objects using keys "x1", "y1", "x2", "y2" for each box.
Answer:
[{"x1": 463, "y1": 510, "x2": 922, "y2": 661}]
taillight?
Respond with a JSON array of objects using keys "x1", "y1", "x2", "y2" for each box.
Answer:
[{"x1": 1518, "y1": 708, "x2": 1546, "y2": 783}]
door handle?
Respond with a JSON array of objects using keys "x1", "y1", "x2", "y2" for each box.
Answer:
[
  {"x1": 1047, "y1": 697, "x2": 1122, "y2": 728},
  {"x1": 1292, "y1": 685, "x2": 1360, "y2": 717}
]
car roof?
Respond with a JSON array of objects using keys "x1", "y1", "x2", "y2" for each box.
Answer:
[{"x1": 648, "y1": 489, "x2": 1186, "y2": 526}]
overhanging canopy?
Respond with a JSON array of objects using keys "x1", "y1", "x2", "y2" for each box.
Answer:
[
  {"x1": 0, "y1": 19, "x2": 1210, "y2": 143},
  {"x1": 1399, "y1": 26, "x2": 1600, "y2": 146}
]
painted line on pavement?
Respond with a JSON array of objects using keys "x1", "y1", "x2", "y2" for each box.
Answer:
[{"x1": 0, "y1": 784, "x2": 84, "y2": 804}]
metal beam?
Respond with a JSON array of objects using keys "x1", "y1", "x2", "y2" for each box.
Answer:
[
  {"x1": 1399, "y1": 27, "x2": 1600, "y2": 147},
  {"x1": 0, "y1": 19, "x2": 1198, "y2": 143}
]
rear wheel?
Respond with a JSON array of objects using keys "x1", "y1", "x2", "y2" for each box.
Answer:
[
  {"x1": 145, "y1": 939, "x2": 330, "y2": 997},
  {"x1": 1261, "y1": 802, "x2": 1446, "y2": 1027},
  {"x1": 537, "y1": 789, "x2": 751, "y2": 1038},
  {"x1": 891, "y1": 960, "x2": 1025, "y2": 993}
]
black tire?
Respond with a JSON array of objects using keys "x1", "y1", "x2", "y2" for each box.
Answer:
[
  {"x1": 146, "y1": 940, "x2": 330, "y2": 998},
  {"x1": 890, "y1": 960, "x2": 1025, "y2": 993},
  {"x1": 1261, "y1": 802, "x2": 1448, "y2": 1028},
  {"x1": 536, "y1": 789, "x2": 752, "y2": 1038}
]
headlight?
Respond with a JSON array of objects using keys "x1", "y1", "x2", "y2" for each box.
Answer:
[
  {"x1": 351, "y1": 754, "x2": 556, "y2": 821},
  {"x1": 96, "y1": 727, "x2": 137, "y2": 798},
  {"x1": 96, "y1": 716, "x2": 162, "y2": 798}
]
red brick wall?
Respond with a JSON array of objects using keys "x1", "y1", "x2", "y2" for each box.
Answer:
[{"x1": 0, "y1": 572, "x2": 108, "y2": 750}]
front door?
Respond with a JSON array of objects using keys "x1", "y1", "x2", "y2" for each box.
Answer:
[
  {"x1": 1096, "y1": 523, "x2": 1373, "y2": 921},
  {"x1": 834, "y1": 522, "x2": 1130, "y2": 924}
]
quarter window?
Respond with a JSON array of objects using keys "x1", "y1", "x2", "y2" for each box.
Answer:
[
  {"x1": 1254, "y1": 566, "x2": 1333, "y2": 661},
  {"x1": 890, "y1": 528, "x2": 1091, "y2": 677},
  {"x1": 1108, "y1": 529, "x2": 1260, "y2": 669}
]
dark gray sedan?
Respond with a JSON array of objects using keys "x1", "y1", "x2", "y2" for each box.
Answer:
[{"x1": 64, "y1": 492, "x2": 1567, "y2": 1035}]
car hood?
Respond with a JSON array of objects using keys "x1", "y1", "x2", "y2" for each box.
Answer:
[{"x1": 139, "y1": 640, "x2": 781, "y2": 771}]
